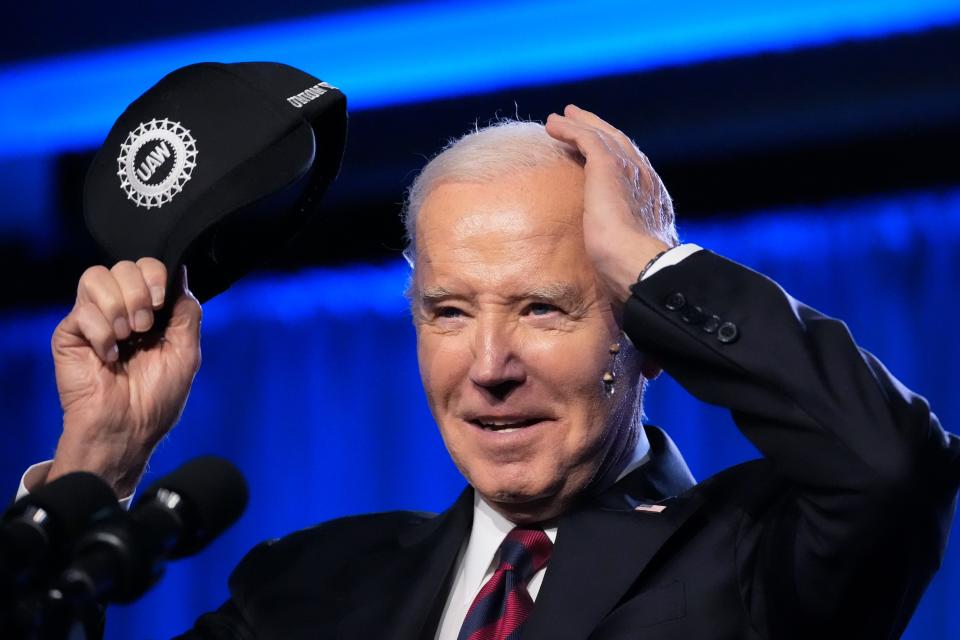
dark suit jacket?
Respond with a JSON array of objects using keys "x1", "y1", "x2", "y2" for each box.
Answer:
[{"x1": 179, "y1": 250, "x2": 960, "y2": 639}]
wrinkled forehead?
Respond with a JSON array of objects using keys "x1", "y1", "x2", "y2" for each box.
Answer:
[
  {"x1": 412, "y1": 164, "x2": 595, "y2": 294},
  {"x1": 415, "y1": 161, "x2": 585, "y2": 245}
]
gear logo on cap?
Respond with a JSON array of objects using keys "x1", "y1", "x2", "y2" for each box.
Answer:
[{"x1": 117, "y1": 118, "x2": 198, "y2": 209}]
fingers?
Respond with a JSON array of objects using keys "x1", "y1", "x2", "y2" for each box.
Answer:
[
  {"x1": 562, "y1": 104, "x2": 642, "y2": 162},
  {"x1": 71, "y1": 301, "x2": 120, "y2": 363},
  {"x1": 545, "y1": 112, "x2": 626, "y2": 175},
  {"x1": 71, "y1": 258, "x2": 169, "y2": 361},
  {"x1": 548, "y1": 106, "x2": 656, "y2": 180},
  {"x1": 75, "y1": 266, "x2": 129, "y2": 340},
  {"x1": 546, "y1": 110, "x2": 615, "y2": 155},
  {"x1": 136, "y1": 257, "x2": 168, "y2": 309},
  {"x1": 546, "y1": 111, "x2": 649, "y2": 205},
  {"x1": 110, "y1": 262, "x2": 154, "y2": 334},
  {"x1": 547, "y1": 105, "x2": 675, "y2": 243}
]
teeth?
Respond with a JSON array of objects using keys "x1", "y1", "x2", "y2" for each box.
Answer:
[{"x1": 474, "y1": 419, "x2": 538, "y2": 431}]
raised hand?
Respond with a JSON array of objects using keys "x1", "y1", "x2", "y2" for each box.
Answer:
[
  {"x1": 545, "y1": 105, "x2": 676, "y2": 303},
  {"x1": 48, "y1": 258, "x2": 202, "y2": 496}
]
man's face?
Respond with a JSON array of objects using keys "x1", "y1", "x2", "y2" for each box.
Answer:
[{"x1": 412, "y1": 160, "x2": 634, "y2": 522}]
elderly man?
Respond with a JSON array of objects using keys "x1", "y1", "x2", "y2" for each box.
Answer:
[{"x1": 27, "y1": 106, "x2": 958, "y2": 638}]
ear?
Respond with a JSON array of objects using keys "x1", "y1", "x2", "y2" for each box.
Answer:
[{"x1": 640, "y1": 356, "x2": 662, "y2": 380}]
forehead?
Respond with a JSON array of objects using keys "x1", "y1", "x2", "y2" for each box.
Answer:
[{"x1": 413, "y1": 162, "x2": 592, "y2": 294}]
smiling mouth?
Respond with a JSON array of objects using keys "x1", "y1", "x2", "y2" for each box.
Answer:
[{"x1": 467, "y1": 418, "x2": 547, "y2": 433}]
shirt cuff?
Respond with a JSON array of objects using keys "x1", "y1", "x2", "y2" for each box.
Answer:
[
  {"x1": 17, "y1": 460, "x2": 134, "y2": 509},
  {"x1": 640, "y1": 243, "x2": 702, "y2": 280}
]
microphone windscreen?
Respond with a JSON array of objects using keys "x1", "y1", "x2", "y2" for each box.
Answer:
[
  {"x1": 83, "y1": 62, "x2": 348, "y2": 302},
  {"x1": 139, "y1": 456, "x2": 249, "y2": 558},
  {"x1": 5, "y1": 472, "x2": 118, "y2": 544}
]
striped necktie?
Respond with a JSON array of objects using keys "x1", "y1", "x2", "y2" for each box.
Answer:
[{"x1": 456, "y1": 527, "x2": 553, "y2": 640}]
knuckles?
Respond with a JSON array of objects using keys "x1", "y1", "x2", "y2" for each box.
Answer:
[
  {"x1": 135, "y1": 256, "x2": 164, "y2": 270},
  {"x1": 78, "y1": 260, "x2": 166, "y2": 311},
  {"x1": 78, "y1": 265, "x2": 110, "y2": 292},
  {"x1": 109, "y1": 260, "x2": 138, "y2": 274}
]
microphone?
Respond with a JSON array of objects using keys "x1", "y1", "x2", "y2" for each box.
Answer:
[
  {"x1": 53, "y1": 456, "x2": 248, "y2": 604},
  {"x1": 0, "y1": 472, "x2": 119, "y2": 593}
]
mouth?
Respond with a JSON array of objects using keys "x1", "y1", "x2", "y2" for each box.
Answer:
[{"x1": 466, "y1": 417, "x2": 550, "y2": 433}]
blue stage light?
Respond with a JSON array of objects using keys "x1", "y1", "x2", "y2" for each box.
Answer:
[{"x1": 1, "y1": 0, "x2": 958, "y2": 158}]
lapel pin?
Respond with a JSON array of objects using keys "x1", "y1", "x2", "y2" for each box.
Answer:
[{"x1": 635, "y1": 504, "x2": 667, "y2": 513}]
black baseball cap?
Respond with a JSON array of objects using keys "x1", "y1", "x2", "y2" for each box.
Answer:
[{"x1": 83, "y1": 62, "x2": 347, "y2": 302}]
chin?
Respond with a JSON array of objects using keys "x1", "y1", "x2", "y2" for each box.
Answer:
[
  {"x1": 487, "y1": 491, "x2": 572, "y2": 524},
  {"x1": 472, "y1": 461, "x2": 554, "y2": 499},
  {"x1": 471, "y1": 467, "x2": 578, "y2": 522}
]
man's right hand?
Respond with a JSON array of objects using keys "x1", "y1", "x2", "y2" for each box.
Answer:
[{"x1": 47, "y1": 258, "x2": 202, "y2": 497}]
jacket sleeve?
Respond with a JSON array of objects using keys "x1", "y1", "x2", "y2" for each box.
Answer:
[
  {"x1": 171, "y1": 541, "x2": 273, "y2": 640},
  {"x1": 172, "y1": 600, "x2": 256, "y2": 640},
  {"x1": 624, "y1": 249, "x2": 960, "y2": 638}
]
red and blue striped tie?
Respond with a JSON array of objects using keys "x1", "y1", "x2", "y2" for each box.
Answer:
[{"x1": 456, "y1": 527, "x2": 553, "y2": 640}]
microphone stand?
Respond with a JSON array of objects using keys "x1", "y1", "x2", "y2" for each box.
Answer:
[{"x1": 1, "y1": 583, "x2": 103, "y2": 640}]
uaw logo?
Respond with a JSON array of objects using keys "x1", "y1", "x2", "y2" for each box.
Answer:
[{"x1": 117, "y1": 118, "x2": 198, "y2": 209}]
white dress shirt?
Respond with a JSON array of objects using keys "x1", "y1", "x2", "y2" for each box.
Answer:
[
  {"x1": 17, "y1": 460, "x2": 135, "y2": 508},
  {"x1": 433, "y1": 433, "x2": 654, "y2": 640}
]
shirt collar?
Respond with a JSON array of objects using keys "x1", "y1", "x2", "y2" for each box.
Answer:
[
  {"x1": 461, "y1": 433, "x2": 651, "y2": 604},
  {"x1": 458, "y1": 494, "x2": 556, "y2": 604},
  {"x1": 615, "y1": 425, "x2": 652, "y2": 483}
]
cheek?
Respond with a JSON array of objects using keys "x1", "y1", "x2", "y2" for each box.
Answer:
[
  {"x1": 525, "y1": 329, "x2": 610, "y2": 395},
  {"x1": 416, "y1": 331, "x2": 470, "y2": 409},
  {"x1": 524, "y1": 330, "x2": 616, "y2": 445}
]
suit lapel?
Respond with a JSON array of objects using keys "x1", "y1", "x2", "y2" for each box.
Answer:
[
  {"x1": 523, "y1": 426, "x2": 702, "y2": 640},
  {"x1": 337, "y1": 426, "x2": 698, "y2": 639},
  {"x1": 337, "y1": 487, "x2": 473, "y2": 640}
]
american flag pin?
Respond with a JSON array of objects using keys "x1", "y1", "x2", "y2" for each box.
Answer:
[{"x1": 635, "y1": 504, "x2": 667, "y2": 513}]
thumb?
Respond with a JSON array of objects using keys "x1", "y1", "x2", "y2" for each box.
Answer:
[{"x1": 165, "y1": 266, "x2": 202, "y2": 363}]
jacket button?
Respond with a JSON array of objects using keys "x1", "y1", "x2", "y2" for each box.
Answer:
[
  {"x1": 717, "y1": 322, "x2": 739, "y2": 344},
  {"x1": 664, "y1": 292, "x2": 686, "y2": 311},
  {"x1": 702, "y1": 315, "x2": 721, "y2": 334},
  {"x1": 680, "y1": 305, "x2": 706, "y2": 325}
]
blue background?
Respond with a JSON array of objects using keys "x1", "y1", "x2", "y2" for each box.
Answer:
[
  {"x1": 3, "y1": 187, "x2": 958, "y2": 637},
  {"x1": 2, "y1": 0, "x2": 959, "y2": 637}
]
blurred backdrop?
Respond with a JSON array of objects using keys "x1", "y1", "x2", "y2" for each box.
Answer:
[{"x1": 2, "y1": 1, "x2": 959, "y2": 637}]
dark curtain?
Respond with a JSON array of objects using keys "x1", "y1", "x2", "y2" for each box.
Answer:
[{"x1": 2, "y1": 187, "x2": 958, "y2": 639}]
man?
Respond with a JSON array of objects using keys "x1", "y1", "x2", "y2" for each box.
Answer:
[{"x1": 25, "y1": 106, "x2": 959, "y2": 638}]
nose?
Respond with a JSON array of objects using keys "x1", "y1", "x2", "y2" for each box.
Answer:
[{"x1": 468, "y1": 315, "x2": 526, "y2": 401}]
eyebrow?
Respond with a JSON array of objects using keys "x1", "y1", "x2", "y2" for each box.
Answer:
[
  {"x1": 419, "y1": 286, "x2": 456, "y2": 304},
  {"x1": 418, "y1": 282, "x2": 584, "y2": 308},
  {"x1": 520, "y1": 282, "x2": 583, "y2": 308}
]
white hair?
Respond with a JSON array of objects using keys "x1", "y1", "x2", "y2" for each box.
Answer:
[{"x1": 401, "y1": 118, "x2": 677, "y2": 264}]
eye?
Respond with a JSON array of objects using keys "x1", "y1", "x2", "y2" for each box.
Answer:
[
  {"x1": 436, "y1": 306, "x2": 464, "y2": 319},
  {"x1": 527, "y1": 302, "x2": 559, "y2": 316}
]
